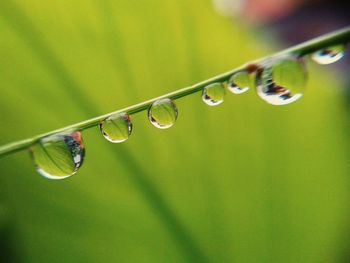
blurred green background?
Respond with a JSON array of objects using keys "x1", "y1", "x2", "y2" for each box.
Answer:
[{"x1": 1, "y1": 0, "x2": 350, "y2": 262}]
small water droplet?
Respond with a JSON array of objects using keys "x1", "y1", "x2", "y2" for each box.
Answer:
[
  {"x1": 100, "y1": 113, "x2": 132, "y2": 143},
  {"x1": 256, "y1": 57, "x2": 307, "y2": 105},
  {"x1": 202, "y1": 83, "x2": 225, "y2": 106},
  {"x1": 148, "y1": 98, "x2": 178, "y2": 129},
  {"x1": 227, "y1": 71, "x2": 251, "y2": 94},
  {"x1": 311, "y1": 44, "x2": 345, "y2": 64},
  {"x1": 30, "y1": 132, "x2": 85, "y2": 180}
]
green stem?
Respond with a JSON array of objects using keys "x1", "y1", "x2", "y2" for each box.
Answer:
[{"x1": 1, "y1": 26, "x2": 350, "y2": 157}]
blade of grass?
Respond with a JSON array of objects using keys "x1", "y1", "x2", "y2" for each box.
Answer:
[
  {"x1": 0, "y1": 26, "x2": 349, "y2": 156},
  {"x1": 0, "y1": 2, "x2": 209, "y2": 261}
]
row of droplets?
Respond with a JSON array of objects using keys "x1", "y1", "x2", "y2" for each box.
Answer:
[{"x1": 30, "y1": 44, "x2": 346, "y2": 180}]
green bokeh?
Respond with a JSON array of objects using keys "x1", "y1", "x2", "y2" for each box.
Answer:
[{"x1": 0, "y1": 0, "x2": 349, "y2": 263}]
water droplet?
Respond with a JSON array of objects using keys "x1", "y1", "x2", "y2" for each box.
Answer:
[
  {"x1": 311, "y1": 44, "x2": 345, "y2": 64},
  {"x1": 202, "y1": 83, "x2": 225, "y2": 106},
  {"x1": 148, "y1": 98, "x2": 178, "y2": 129},
  {"x1": 227, "y1": 71, "x2": 251, "y2": 94},
  {"x1": 29, "y1": 132, "x2": 85, "y2": 180},
  {"x1": 256, "y1": 57, "x2": 307, "y2": 105},
  {"x1": 100, "y1": 113, "x2": 132, "y2": 143}
]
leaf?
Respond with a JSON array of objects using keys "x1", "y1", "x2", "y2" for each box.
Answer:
[{"x1": 0, "y1": 0, "x2": 350, "y2": 262}]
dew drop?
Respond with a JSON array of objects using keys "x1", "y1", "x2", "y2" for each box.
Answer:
[
  {"x1": 227, "y1": 71, "x2": 251, "y2": 94},
  {"x1": 256, "y1": 57, "x2": 307, "y2": 105},
  {"x1": 29, "y1": 132, "x2": 85, "y2": 180},
  {"x1": 148, "y1": 98, "x2": 178, "y2": 129},
  {"x1": 311, "y1": 44, "x2": 345, "y2": 65},
  {"x1": 100, "y1": 112, "x2": 132, "y2": 143},
  {"x1": 202, "y1": 82, "x2": 225, "y2": 106}
]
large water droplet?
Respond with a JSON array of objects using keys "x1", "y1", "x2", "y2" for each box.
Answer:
[
  {"x1": 29, "y1": 132, "x2": 85, "y2": 180},
  {"x1": 100, "y1": 112, "x2": 132, "y2": 143},
  {"x1": 256, "y1": 57, "x2": 307, "y2": 105},
  {"x1": 227, "y1": 71, "x2": 251, "y2": 94},
  {"x1": 148, "y1": 98, "x2": 178, "y2": 129},
  {"x1": 202, "y1": 83, "x2": 225, "y2": 106},
  {"x1": 311, "y1": 44, "x2": 345, "y2": 65}
]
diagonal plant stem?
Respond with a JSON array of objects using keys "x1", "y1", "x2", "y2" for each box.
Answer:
[
  {"x1": 0, "y1": 26, "x2": 350, "y2": 157},
  {"x1": 0, "y1": 2, "x2": 210, "y2": 261}
]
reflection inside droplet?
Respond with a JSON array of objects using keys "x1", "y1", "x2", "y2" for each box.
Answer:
[
  {"x1": 256, "y1": 57, "x2": 307, "y2": 105},
  {"x1": 100, "y1": 112, "x2": 132, "y2": 143},
  {"x1": 311, "y1": 44, "x2": 345, "y2": 65},
  {"x1": 30, "y1": 131, "x2": 85, "y2": 180},
  {"x1": 202, "y1": 82, "x2": 225, "y2": 106},
  {"x1": 227, "y1": 71, "x2": 251, "y2": 94},
  {"x1": 148, "y1": 98, "x2": 178, "y2": 129}
]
